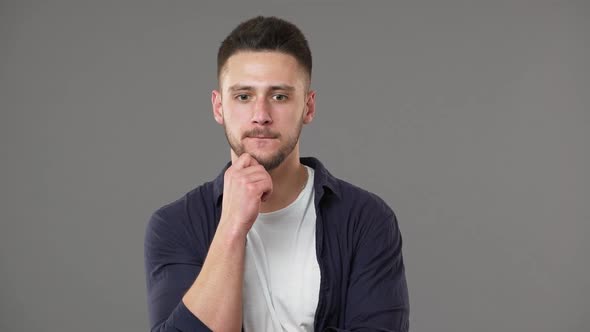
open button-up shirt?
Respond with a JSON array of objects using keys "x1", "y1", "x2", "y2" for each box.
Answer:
[{"x1": 144, "y1": 157, "x2": 410, "y2": 331}]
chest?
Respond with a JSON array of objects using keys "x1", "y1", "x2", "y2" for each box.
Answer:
[{"x1": 242, "y1": 194, "x2": 321, "y2": 331}]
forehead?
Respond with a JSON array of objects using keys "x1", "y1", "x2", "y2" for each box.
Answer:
[{"x1": 220, "y1": 51, "x2": 308, "y2": 92}]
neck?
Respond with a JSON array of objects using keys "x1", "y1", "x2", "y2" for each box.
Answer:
[{"x1": 263, "y1": 154, "x2": 308, "y2": 213}]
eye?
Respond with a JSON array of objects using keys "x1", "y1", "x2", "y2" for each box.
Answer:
[
  {"x1": 272, "y1": 94, "x2": 288, "y2": 101},
  {"x1": 235, "y1": 94, "x2": 250, "y2": 102}
]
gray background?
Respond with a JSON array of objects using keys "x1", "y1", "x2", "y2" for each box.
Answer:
[{"x1": 1, "y1": 0, "x2": 588, "y2": 331}]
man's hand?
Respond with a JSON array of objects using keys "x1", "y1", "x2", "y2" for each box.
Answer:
[
  {"x1": 180, "y1": 153, "x2": 272, "y2": 331},
  {"x1": 220, "y1": 153, "x2": 273, "y2": 236}
]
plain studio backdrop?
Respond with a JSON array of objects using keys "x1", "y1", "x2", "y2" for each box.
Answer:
[{"x1": 1, "y1": 1, "x2": 588, "y2": 331}]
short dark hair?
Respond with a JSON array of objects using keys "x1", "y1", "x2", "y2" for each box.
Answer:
[{"x1": 217, "y1": 16, "x2": 312, "y2": 86}]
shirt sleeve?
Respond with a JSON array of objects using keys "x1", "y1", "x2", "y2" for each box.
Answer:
[
  {"x1": 144, "y1": 212, "x2": 213, "y2": 332},
  {"x1": 328, "y1": 210, "x2": 410, "y2": 332}
]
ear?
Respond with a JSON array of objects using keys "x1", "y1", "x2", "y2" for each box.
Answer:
[
  {"x1": 303, "y1": 90, "x2": 316, "y2": 124},
  {"x1": 212, "y1": 89, "x2": 224, "y2": 125}
]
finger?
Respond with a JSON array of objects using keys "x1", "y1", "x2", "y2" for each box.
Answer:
[
  {"x1": 232, "y1": 152, "x2": 254, "y2": 170},
  {"x1": 238, "y1": 164, "x2": 267, "y2": 177},
  {"x1": 248, "y1": 179, "x2": 273, "y2": 202},
  {"x1": 261, "y1": 191, "x2": 270, "y2": 202},
  {"x1": 260, "y1": 178, "x2": 273, "y2": 202},
  {"x1": 246, "y1": 155, "x2": 260, "y2": 167},
  {"x1": 240, "y1": 171, "x2": 270, "y2": 185}
]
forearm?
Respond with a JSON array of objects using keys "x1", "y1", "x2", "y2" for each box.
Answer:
[{"x1": 182, "y1": 220, "x2": 247, "y2": 332}]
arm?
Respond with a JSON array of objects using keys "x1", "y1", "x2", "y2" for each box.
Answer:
[
  {"x1": 329, "y1": 211, "x2": 410, "y2": 332},
  {"x1": 180, "y1": 219, "x2": 248, "y2": 331},
  {"x1": 144, "y1": 153, "x2": 272, "y2": 332},
  {"x1": 144, "y1": 211, "x2": 214, "y2": 332}
]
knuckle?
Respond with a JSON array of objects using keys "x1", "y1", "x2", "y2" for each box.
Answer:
[{"x1": 245, "y1": 182, "x2": 257, "y2": 192}]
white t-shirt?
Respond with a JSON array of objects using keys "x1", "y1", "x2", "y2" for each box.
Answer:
[{"x1": 242, "y1": 165, "x2": 320, "y2": 332}]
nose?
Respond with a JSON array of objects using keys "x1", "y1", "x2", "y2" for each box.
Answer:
[{"x1": 252, "y1": 99, "x2": 272, "y2": 125}]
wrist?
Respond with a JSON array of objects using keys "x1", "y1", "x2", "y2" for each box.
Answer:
[{"x1": 217, "y1": 216, "x2": 249, "y2": 243}]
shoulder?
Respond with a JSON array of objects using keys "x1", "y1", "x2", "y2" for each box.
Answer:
[
  {"x1": 144, "y1": 181, "x2": 218, "y2": 254},
  {"x1": 304, "y1": 154, "x2": 397, "y2": 226},
  {"x1": 153, "y1": 181, "x2": 215, "y2": 221},
  {"x1": 319, "y1": 175, "x2": 402, "y2": 255},
  {"x1": 327, "y1": 175, "x2": 401, "y2": 237},
  {"x1": 330, "y1": 176, "x2": 395, "y2": 220}
]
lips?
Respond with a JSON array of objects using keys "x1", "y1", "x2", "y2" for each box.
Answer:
[{"x1": 248, "y1": 136, "x2": 275, "y2": 139}]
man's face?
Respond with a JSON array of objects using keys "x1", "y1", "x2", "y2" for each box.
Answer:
[{"x1": 212, "y1": 51, "x2": 315, "y2": 171}]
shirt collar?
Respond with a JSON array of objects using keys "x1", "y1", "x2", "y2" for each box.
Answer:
[{"x1": 213, "y1": 156, "x2": 341, "y2": 206}]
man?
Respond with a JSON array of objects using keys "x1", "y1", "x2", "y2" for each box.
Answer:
[{"x1": 144, "y1": 16, "x2": 409, "y2": 332}]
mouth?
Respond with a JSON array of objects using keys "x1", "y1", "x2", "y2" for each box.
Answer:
[{"x1": 245, "y1": 136, "x2": 277, "y2": 147}]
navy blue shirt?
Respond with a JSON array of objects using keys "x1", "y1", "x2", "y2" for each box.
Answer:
[{"x1": 144, "y1": 157, "x2": 410, "y2": 331}]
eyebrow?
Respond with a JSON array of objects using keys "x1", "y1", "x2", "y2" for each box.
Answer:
[{"x1": 228, "y1": 84, "x2": 296, "y2": 92}]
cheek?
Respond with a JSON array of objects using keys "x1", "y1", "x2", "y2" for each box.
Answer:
[
  {"x1": 222, "y1": 102, "x2": 249, "y2": 121},
  {"x1": 275, "y1": 101, "x2": 303, "y2": 116},
  {"x1": 221, "y1": 108, "x2": 247, "y2": 135}
]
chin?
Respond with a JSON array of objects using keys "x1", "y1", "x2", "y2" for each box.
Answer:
[{"x1": 254, "y1": 154, "x2": 286, "y2": 171}]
